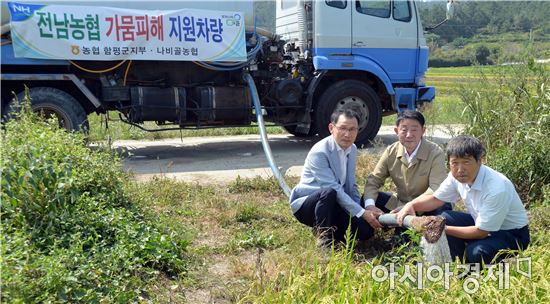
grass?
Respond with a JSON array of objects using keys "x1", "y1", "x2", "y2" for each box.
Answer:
[
  {"x1": 87, "y1": 113, "x2": 286, "y2": 142},
  {"x1": 124, "y1": 176, "x2": 302, "y2": 302},
  {"x1": 393, "y1": 64, "x2": 550, "y2": 127},
  {"x1": 126, "y1": 169, "x2": 549, "y2": 303},
  {"x1": 6, "y1": 65, "x2": 548, "y2": 302},
  {"x1": 117, "y1": 64, "x2": 549, "y2": 303}
]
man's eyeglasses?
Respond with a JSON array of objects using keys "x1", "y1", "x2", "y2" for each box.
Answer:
[{"x1": 333, "y1": 125, "x2": 358, "y2": 133}]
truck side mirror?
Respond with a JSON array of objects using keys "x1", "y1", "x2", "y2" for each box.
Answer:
[
  {"x1": 425, "y1": 0, "x2": 457, "y2": 31},
  {"x1": 446, "y1": 0, "x2": 455, "y2": 20}
]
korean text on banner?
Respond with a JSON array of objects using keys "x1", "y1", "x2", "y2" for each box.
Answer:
[{"x1": 7, "y1": 2, "x2": 247, "y2": 61}]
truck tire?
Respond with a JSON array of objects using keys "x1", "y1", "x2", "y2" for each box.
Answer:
[
  {"x1": 315, "y1": 80, "x2": 382, "y2": 146},
  {"x1": 283, "y1": 125, "x2": 317, "y2": 137},
  {"x1": 8, "y1": 87, "x2": 89, "y2": 132}
]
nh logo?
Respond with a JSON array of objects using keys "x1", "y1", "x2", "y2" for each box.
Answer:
[{"x1": 10, "y1": 3, "x2": 32, "y2": 15}]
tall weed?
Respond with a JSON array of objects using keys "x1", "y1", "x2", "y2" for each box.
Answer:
[{"x1": 459, "y1": 60, "x2": 550, "y2": 202}]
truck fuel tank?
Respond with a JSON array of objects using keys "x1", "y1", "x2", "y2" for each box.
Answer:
[
  {"x1": 129, "y1": 86, "x2": 186, "y2": 124},
  {"x1": 191, "y1": 86, "x2": 251, "y2": 124}
]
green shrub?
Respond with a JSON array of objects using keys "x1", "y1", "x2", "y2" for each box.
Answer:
[
  {"x1": 235, "y1": 205, "x2": 263, "y2": 223},
  {"x1": 459, "y1": 60, "x2": 550, "y2": 202},
  {"x1": 235, "y1": 231, "x2": 281, "y2": 250},
  {"x1": 473, "y1": 44, "x2": 492, "y2": 65},
  {"x1": 429, "y1": 57, "x2": 472, "y2": 68},
  {"x1": 1, "y1": 93, "x2": 188, "y2": 302}
]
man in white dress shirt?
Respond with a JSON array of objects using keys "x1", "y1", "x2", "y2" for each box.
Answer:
[{"x1": 395, "y1": 135, "x2": 529, "y2": 263}]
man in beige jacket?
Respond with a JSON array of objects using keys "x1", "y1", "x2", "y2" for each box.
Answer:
[{"x1": 363, "y1": 111, "x2": 451, "y2": 216}]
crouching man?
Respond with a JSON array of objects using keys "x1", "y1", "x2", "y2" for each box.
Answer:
[
  {"x1": 289, "y1": 109, "x2": 383, "y2": 248},
  {"x1": 395, "y1": 135, "x2": 529, "y2": 264}
]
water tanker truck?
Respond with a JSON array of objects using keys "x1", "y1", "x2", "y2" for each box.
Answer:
[{"x1": 1, "y1": 0, "x2": 453, "y2": 145}]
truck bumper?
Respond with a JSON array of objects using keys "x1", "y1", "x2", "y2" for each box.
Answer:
[{"x1": 394, "y1": 86, "x2": 435, "y2": 111}]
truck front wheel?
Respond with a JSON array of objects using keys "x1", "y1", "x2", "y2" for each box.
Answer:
[
  {"x1": 8, "y1": 87, "x2": 89, "y2": 132},
  {"x1": 315, "y1": 80, "x2": 382, "y2": 146}
]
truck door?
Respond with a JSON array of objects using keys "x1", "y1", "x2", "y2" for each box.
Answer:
[
  {"x1": 351, "y1": 0, "x2": 418, "y2": 83},
  {"x1": 313, "y1": 0, "x2": 352, "y2": 57}
]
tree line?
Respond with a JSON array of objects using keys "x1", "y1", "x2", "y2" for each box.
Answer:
[{"x1": 419, "y1": 0, "x2": 550, "y2": 44}]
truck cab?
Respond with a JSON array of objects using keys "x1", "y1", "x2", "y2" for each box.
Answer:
[{"x1": 275, "y1": 0, "x2": 434, "y2": 142}]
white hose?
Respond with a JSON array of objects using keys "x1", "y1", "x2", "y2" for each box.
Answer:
[
  {"x1": 243, "y1": 73, "x2": 291, "y2": 197},
  {"x1": 378, "y1": 214, "x2": 413, "y2": 228}
]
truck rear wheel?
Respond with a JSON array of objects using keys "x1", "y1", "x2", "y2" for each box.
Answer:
[
  {"x1": 8, "y1": 87, "x2": 89, "y2": 132},
  {"x1": 315, "y1": 80, "x2": 382, "y2": 146}
]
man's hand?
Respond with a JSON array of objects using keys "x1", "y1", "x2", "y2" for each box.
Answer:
[
  {"x1": 394, "y1": 202, "x2": 415, "y2": 226},
  {"x1": 362, "y1": 205, "x2": 384, "y2": 229}
]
